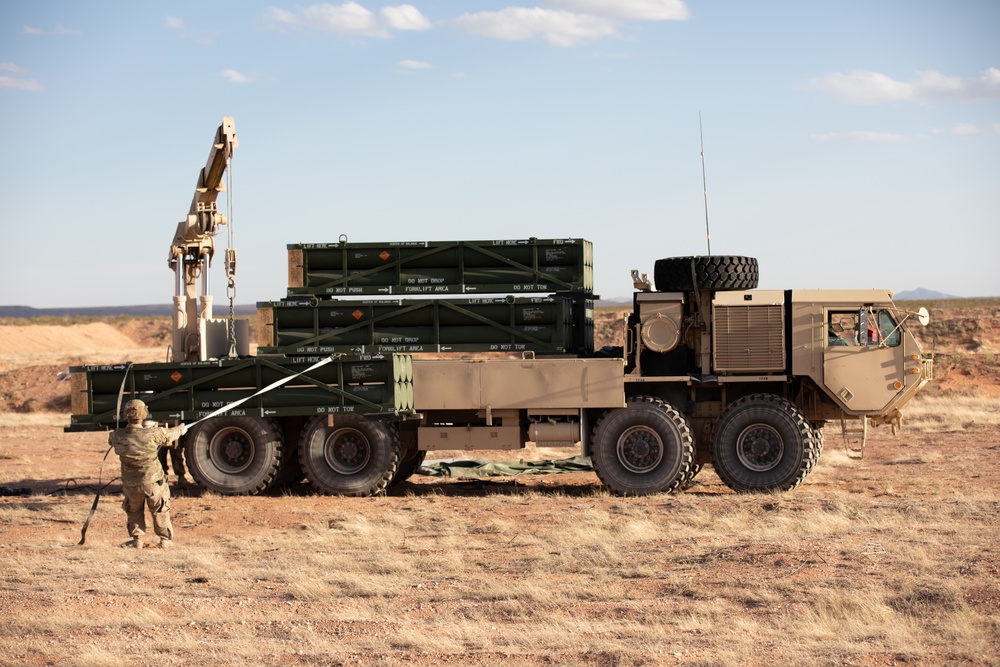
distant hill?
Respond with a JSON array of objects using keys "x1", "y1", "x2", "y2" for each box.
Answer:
[
  {"x1": 1, "y1": 291, "x2": 986, "y2": 318},
  {"x1": 0, "y1": 304, "x2": 258, "y2": 319},
  {"x1": 894, "y1": 288, "x2": 960, "y2": 301}
]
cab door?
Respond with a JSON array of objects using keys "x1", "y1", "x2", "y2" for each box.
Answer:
[{"x1": 823, "y1": 310, "x2": 905, "y2": 413}]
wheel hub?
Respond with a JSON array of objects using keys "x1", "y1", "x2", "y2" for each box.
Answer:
[
  {"x1": 617, "y1": 425, "x2": 663, "y2": 473},
  {"x1": 736, "y1": 424, "x2": 783, "y2": 472},
  {"x1": 209, "y1": 427, "x2": 255, "y2": 474},
  {"x1": 324, "y1": 428, "x2": 371, "y2": 475}
]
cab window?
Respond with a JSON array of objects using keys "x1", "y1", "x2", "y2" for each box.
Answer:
[{"x1": 828, "y1": 312, "x2": 859, "y2": 346}]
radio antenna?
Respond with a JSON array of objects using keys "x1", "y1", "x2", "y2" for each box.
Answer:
[{"x1": 699, "y1": 111, "x2": 712, "y2": 256}]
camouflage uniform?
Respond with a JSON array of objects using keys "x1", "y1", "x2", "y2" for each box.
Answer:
[{"x1": 109, "y1": 420, "x2": 186, "y2": 547}]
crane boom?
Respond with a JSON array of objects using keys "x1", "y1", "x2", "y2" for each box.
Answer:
[
  {"x1": 190, "y1": 116, "x2": 238, "y2": 216},
  {"x1": 169, "y1": 117, "x2": 240, "y2": 362}
]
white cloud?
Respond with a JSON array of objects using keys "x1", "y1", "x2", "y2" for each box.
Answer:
[
  {"x1": 267, "y1": 3, "x2": 389, "y2": 37},
  {"x1": 0, "y1": 63, "x2": 42, "y2": 91},
  {"x1": 166, "y1": 16, "x2": 185, "y2": 30},
  {"x1": 450, "y1": 7, "x2": 617, "y2": 47},
  {"x1": 381, "y1": 5, "x2": 431, "y2": 31},
  {"x1": 812, "y1": 131, "x2": 908, "y2": 143},
  {"x1": 0, "y1": 75, "x2": 43, "y2": 92},
  {"x1": 543, "y1": 0, "x2": 689, "y2": 21},
  {"x1": 22, "y1": 24, "x2": 81, "y2": 36},
  {"x1": 219, "y1": 69, "x2": 255, "y2": 84},
  {"x1": 808, "y1": 68, "x2": 1000, "y2": 105},
  {"x1": 806, "y1": 70, "x2": 911, "y2": 104},
  {"x1": 930, "y1": 123, "x2": 1000, "y2": 137},
  {"x1": 812, "y1": 123, "x2": 1000, "y2": 142},
  {"x1": 399, "y1": 59, "x2": 432, "y2": 70},
  {"x1": 267, "y1": 1, "x2": 685, "y2": 45}
]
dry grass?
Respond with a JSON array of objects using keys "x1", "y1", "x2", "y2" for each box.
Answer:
[
  {"x1": 904, "y1": 393, "x2": 1000, "y2": 432},
  {"x1": 2, "y1": 470, "x2": 999, "y2": 667}
]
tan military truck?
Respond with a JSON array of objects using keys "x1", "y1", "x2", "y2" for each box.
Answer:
[{"x1": 66, "y1": 118, "x2": 933, "y2": 497}]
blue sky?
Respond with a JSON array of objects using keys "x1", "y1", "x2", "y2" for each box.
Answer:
[{"x1": 1, "y1": 1, "x2": 997, "y2": 309}]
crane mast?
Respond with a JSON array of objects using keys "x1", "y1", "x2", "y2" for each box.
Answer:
[{"x1": 168, "y1": 116, "x2": 239, "y2": 362}]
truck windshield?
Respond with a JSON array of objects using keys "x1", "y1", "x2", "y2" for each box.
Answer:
[{"x1": 877, "y1": 310, "x2": 901, "y2": 347}]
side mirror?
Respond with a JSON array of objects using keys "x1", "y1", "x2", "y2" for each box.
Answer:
[{"x1": 917, "y1": 307, "x2": 930, "y2": 326}]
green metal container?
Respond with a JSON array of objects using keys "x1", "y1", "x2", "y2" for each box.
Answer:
[
  {"x1": 258, "y1": 296, "x2": 588, "y2": 355},
  {"x1": 67, "y1": 355, "x2": 412, "y2": 430},
  {"x1": 286, "y1": 238, "x2": 593, "y2": 296}
]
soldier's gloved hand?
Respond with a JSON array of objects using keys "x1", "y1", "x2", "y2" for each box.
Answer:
[{"x1": 180, "y1": 423, "x2": 188, "y2": 436}]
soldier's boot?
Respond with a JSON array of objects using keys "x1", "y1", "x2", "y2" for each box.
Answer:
[
  {"x1": 120, "y1": 537, "x2": 143, "y2": 549},
  {"x1": 157, "y1": 538, "x2": 172, "y2": 549}
]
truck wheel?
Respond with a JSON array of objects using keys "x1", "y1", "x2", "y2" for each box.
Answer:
[
  {"x1": 271, "y1": 448, "x2": 305, "y2": 489},
  {"x1": 298, "y1": 415, "x2": 401, "y2": 496},
  {"x1": 389, "y1": 427, "x2": 425, "y2": 487},
  {"x1": 591, "y1": 396, "x2": 694, "y2": 496},
  {"x1": 185, "y1": 417, "x2": 283, "y2": 495},
  {"x1": 681, "y1": 462, "x2": 704, "y2": 489},
  {"x1": 812, "y1": 423, "x2": 826, "y2": 457},
  {"x1": 653, "y1": 256, "x2": 758, "y2": 292},
  {"x1": 710, "y1": 394, "x2": 820, "y2": 493},
  {"x1": 268, "y1": 419, "x2": 305, "y2": 489}
]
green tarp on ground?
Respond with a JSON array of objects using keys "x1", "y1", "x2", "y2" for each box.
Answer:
[{"x1": 416, "y1": 456, "x2": 593, "y2": 479}]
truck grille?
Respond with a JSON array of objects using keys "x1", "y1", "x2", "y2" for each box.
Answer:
[{"x1": 713, "y1": 305, "x2": 785, "y2": 372}]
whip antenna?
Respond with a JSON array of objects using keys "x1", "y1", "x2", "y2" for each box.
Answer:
[{"x1": 700, "y1": 111, "x2": 712, "y2": 256}]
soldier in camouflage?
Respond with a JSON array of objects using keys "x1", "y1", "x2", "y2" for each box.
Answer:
[{"x1": 109, "y1": 399, "x2": 187, "y2": 549}]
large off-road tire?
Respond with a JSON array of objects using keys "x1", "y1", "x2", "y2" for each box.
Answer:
[
  {"x1": 185, "y1": 417, "x2": 283, "y2": 495},
  {"x1": 681, "y1": 462, "x2": 704, "y2": 489},
  {"x1": 271, "y1": 446, "x2": 305, "y2": 489},
  {"x1": 298, "y1": 415, "x2": 400, "y2": 496},
  {"x1": 710, "y1": 394, "x2": 820, "y2": 493},
  {"x1": 653, "y1": 256, "x2": 759, "y2": 292},
  {"x1": 388, "y1": 427, "x2": 425, "y2": 487},
  {"x1": 809, "y1": 422, "x2": 826, "y2": 474},
  {"x1": 591, "y1": 396, "x2": 694, "y2": 496},
  {"x1": 269, "y1": 419, "x2": 305, "y2": 489}
]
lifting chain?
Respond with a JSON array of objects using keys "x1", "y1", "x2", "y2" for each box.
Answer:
[
  {"x1": 225, "y1": 150, "x2": 238, "y2": 358},
  {"x1": 226, "y1": 249, "x2": 237, "y2": 358}
]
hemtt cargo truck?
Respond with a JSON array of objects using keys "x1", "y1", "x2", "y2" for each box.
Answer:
[{"x1": 65, "y1": 118, "x2": 934, "y2": 497}]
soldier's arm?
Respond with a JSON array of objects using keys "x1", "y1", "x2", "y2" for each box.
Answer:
[{"x1": 161, "y1": 424, "x2": 188, "y2": 448}]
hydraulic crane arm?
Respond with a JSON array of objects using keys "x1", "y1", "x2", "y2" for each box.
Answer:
[
  {"x1": 169, "y1": 117, "x2": 239, "y2": 362},
  {"x1": 171, "y1": 116, "x2": 238, "y2": 254},
  {"x1": 190, "y1": 116, "x2": 238, "y2": 216}
]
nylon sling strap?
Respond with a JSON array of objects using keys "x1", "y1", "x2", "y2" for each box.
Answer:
[
  {"x1": 185, "y1": 355, "x2": 336, "y2": 429},
  {"x1": 78, "y1": 356, "x2": 335, "y2": 544},
  {"x1": 78, "y1": 446, "x2": 118, "y2": 545},
  {"x1": 78, "y1": 362, "x2": 133, "y2": 545}
]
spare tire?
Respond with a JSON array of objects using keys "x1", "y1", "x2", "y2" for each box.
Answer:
[{"x1": 653, "y1": 256, "x2": 758, "y2": 292}]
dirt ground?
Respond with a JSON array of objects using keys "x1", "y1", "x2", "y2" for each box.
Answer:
[{"x1": 1, "y1": 306, "x2": 998, "y2": 665}]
